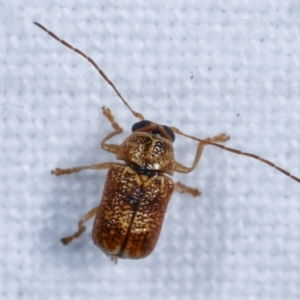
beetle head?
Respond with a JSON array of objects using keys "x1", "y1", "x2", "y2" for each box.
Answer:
[{"x1": 131, "y1": 120, "x2": 175, "y2": 143}]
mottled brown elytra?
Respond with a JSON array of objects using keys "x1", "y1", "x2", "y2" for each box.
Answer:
[{"x1": 34, "y1": 22, "x2": 300, "y2": 261}]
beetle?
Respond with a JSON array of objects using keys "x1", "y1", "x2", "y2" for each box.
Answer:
[{"x1": 34, "y1": 22, "x2": 300, "y2": 261}]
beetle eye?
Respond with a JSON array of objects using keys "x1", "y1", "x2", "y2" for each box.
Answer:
[
  {"x1": 131, "y1": 120, "x2": 152, "y2": 132},
  {"x1": 163, "y1": 125, "x2": 175, "y2": 142}
]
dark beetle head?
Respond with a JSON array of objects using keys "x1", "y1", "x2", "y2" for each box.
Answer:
[{"x1": 131, "y1": 120, "x2": 175, "y2": 142}]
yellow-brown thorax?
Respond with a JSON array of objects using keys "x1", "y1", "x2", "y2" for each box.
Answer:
[{"x1": 116, "y1": 132, "x2": 175, "y2": 175}]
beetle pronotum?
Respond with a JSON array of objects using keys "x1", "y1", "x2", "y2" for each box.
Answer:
[{"x1": 34, "y1": 22, "x2": 300, "y2": 261}]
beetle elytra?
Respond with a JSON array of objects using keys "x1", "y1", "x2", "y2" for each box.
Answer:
[{"x1": 34, "y1": 22, "x2": 300, "y2": 261}]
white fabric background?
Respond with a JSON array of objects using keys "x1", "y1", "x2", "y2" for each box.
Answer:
[{"x1": 1, "y1": 1, "x2": 300, "y2": 299}]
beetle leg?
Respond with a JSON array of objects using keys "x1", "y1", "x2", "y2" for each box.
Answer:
[
  {"x1": 101, "y1": 106, "x2": 123, "y2": 154},
  {"x1": 174, "y1": 133, "x2": 229, "y2": 173},
  {"x1": 52, "y1": 162, "x2": 115, "y2": 176},
  {"x1": 61, "y1": 206, "x2": 98, "y2": 245},
  {"x1": 174, "y1": 181, "x2": 201, "y2": 197}
]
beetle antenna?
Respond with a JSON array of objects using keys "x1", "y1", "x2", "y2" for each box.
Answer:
[
  {"x1": 171, "y1": 127, "x2": 300, "y2": 184},
  {"x1": 33, "y1": 22, "x2": 144, "y2": 121}
]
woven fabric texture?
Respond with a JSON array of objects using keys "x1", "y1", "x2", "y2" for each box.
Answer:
[{"x1": 1, "y1": 1, "x2": 300, "y2": 299}]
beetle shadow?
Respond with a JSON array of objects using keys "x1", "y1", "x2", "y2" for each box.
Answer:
[
  {"x1": 154, "y1": 148, "x2": 232, "y2": 281},
  {"x1": 37, "y1": 141, "x2": 115, "y2": 270}
]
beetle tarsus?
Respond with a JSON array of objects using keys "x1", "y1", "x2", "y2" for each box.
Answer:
[
  {"x1": 175, "y1": 181, "x2": 201, "y2": 197},
  {"x1": 61, "y1": 236, "x2": 74, "y2": 245}
]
